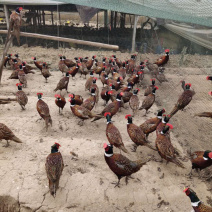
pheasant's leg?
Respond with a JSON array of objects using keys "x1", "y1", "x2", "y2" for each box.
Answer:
[
  {"x1": 78, "y1": 120, "x2": 84, "y2": 126},
  {"x1": 111, "y1": 179, "x2": 120, "y2": 188},
  {"x1": 131, "y1": 144, "x2": 137, "y2": 152},
  {"x1": 21, "y1": 105, "x2": 25, "y2": 110},
  {"x1": 36, "y1": 118, "x2": 42, "y2": 122},
  {"x1": 59, "y1": 107, "x2": 61, "y2": 114},
  {"x1": 3, "y1": 140, "x2": 9, "y2": 147},
  {"x1": 45, "y1": 78, "x2": 48, "y2": 83}
]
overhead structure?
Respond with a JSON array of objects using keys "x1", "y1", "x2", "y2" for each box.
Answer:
[
  {"x1": 50, "y1": 0, "x2": 212, "y2": 27},
  {"x1": 0, "y1": 0, "x2": 64, "y2": 5}
]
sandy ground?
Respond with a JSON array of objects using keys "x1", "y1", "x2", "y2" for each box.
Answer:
[{"x1": 0, "y1": 46, "x2": 212, "y2": 212}]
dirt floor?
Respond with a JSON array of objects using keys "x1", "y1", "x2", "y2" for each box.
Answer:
[{"x1": 0, "y1": 45, "x2": 212, "y2": 212}]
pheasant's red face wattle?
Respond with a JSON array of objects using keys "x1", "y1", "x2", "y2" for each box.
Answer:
[
  {"x1": 166, "y1": 123, "x2": 173, "y2": 129},
  {"x1": 209, "y1": 152, "x2": 212, "y2": 159},
  {"x1": 37, "y1": 93, "x2": 43, "y2": 96},
  {"x1": 185, "y1": 83, "x2": 191, "y2": 87},
  {"x1": 104, "y1": 112, "x2": 111, "y2": 117},
  {"x1": 125, "y1": 114, "x2": 131, "y2": 119}
]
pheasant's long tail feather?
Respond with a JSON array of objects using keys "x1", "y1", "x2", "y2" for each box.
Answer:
[
  {"x1": 169, "y1": 105, "x2": 179, "y2": 118},
  {"x1": 145, "y1": 142, "x2": 157, "y2": 151},
  {"x1": 12, "y1": 135, "x2": 22, "y2": 143},
  {"x1": 172, "y1": 158, "x2": 185, "y2": 169},
  {"x1": 91, "y1": 114, "x2": 103, "y2": 122},
  {"x1": 120, "y1": 145, "x2": 128, "y2": 153},
  {"x1": 14, "y1": 26, "x2": 20, "y2": 45},
  {"x1": 136, "y1": 159, "x2": 147, "y2": 168},
  {"x1": 195, "y1": 112, "x2": 212, "y2": 118}
]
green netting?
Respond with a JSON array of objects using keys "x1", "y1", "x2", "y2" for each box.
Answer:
[{"x1": 52, "y1": 0, "x2": 212, "y2": 27}]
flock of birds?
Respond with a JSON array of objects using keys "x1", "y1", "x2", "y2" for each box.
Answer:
[{"x1": 1, "y1": 6, "x2": 212, "y2": 211}]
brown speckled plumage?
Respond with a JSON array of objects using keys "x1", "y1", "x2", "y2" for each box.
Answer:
[
  {"x1": 0, "y1": 123, "x2": 22, "y2": 146},
  {"x1": 16, "y1": 90, "x2": 28, "y2": 110}
]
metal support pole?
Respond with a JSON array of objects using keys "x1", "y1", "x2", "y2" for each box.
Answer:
[
  {"x1": 131, "y1": 15, "x2": 139, "y2": 53},
  {"x1": 4, "y1": 5, "x2": 9, "y2": 30}
]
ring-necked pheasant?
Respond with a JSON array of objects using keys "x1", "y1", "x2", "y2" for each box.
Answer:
[
  {"x1": 0, "y1": 123, "x2": 22, "y2": 147},
  {"x1": 16, "y1": 83, "x2": 28, "y2": 110},
  {"x1": 155, "y1": 124, "x2": 184, "y2": 168},
  {"x1": 6, "y1": 7, "x2": 23, "y2": 45},
  {"x1": 188, "y1": 150, "x2": 212, "y2": 177},
  {"x1": 41, "y1": 63, "x2": 52, "y2": 83},
  {"x1": 154, "y1": 49, "x2": 169, "y2": 67},
  {"x1": 69, "y1": 97, "x2": 101, "y2": 126},
  {"x1": 169, "y1": 83, "x2": 194, "y2": 118},
  {"x1": 104, "y1": 143, "x2": 147, "y2": 187},
  {"x1": 68, "y1": 94, "x2": 83, "y2": 105},
  {"x1": 36, "y1": 93, "x2": 52, "y2": 131},
  {"x1": 156, "y1": 115, "x2": 170, "y2": 137},
  {"x1": 139, "y1": 108, "x2": 166, "y2": 138},
  {"x1": 183, "y1": 187, "x2": 212, "y2": 211},
  {"x1": 81, "y1": 88, "x2": 96, "y2": 111},
  {"x1": 104, "y1": 112, "x2": 128, "y2": 153},
  {"x1": 54, "y1": 72, "x2": 70, "y2": 93},
  {"x1": 125, "y1": 114, "x2": 156, "y2": 152},
  {"x1": 139, "y1": 87, "x2": 158, "y2": 115},
  {"x1": 129, "y1": 88, "x2": 140, "y2": 116},
  {"x1": 91, "y1": 92, "x2": 124, "y2": 122},
  {"x1": 144, "y1": 79, "x2": 156, "y2": 96},
  {"x1": 45, "y1": 143, "x2": 64, "y2": 197},
  {"x1": 55, "y1": 94, "x2": 66, "y2": 114}
]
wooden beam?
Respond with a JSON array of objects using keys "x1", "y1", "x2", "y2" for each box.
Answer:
[
  {"x1": 131, "y1": 15, "x2": 139, "y2": 53},
  {"x1": 0, "y1": 30, "x2": 119, "y2": 50},
  {"x1": 0, "y1": 97, "x2": 17, "y2": 101}
]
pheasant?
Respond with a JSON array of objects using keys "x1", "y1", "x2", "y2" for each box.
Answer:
[
  {"x1": 100, "y1": 87, "x2": 111, "y2": 106},
  {"x1": 81, "y1": 88, "x2": 96, "y2": 111},
  {"x1": 68, "y1": 94, "x2": 83, "y2": 105},
  {"x1": 16, "y1": 83, "x2": 28, "y2": 110},
  {"x1": 156, "y1": 115, "x2": 170, "y2": 137},
  {"x1": 155, "y1": 124, "x2": 184, "y2": 168},
  {"x1": 139, "y1": 87, "x2": 158, "y2": 115},
  {"x1": 85, "y1": 71, "x2": 94, "y2": 91},
  {"x1": 69, "y1": 97, "x2": 101, "y2": 126},
  {"x1": 0, "y1": 123, "x2": 22, "y2": 147},
  {"x1": 63, "y1": 56, "x2": 76, "y2": 68},
  {"x1": 41, "y1": 63, "x2": 52, "y2": 83},
  {"x1": 184, "y1": 187, "x2": 212, "y2": 211},
  {"x1": 55, "y1": 94, "x2": 66, "y2": 114},
  {"x1": 54, "y1": 72, "x2": 70, "y2": 93},
  {"x1": 22, "y1": 62, "x2": 35, "y2": 74},
  {"x1": 104, "y1": 112, "x2": 128, "y2": 153},
  {"x1": 154, "y1": 49, "x2": 169, "y2": 67},
  {"x1": 6, "y1": 7, "x2": 23, "y2": 45},
  {"x1": 139, "y1": 108, "x2": 166, "y2": 138},
  {"x1": 58, "y1": 56, "x2": 68, "y2": 75},
  {"x1": 125, "y1": 114, "x2": 156, "y2": 152},
  {"x1": 91, "y1": 92, "x2": 124, "y2": 122},
  {"x1": 36, "y1": 93, "x2": 52, "y2": 131},
  {"x1": 45, "y1": 143, "x2": 64, "y2": 197},
  {"x1": 129, "y1": 88, "x2": 140, "y2": 116},
  {"x1": 144, "y1": 79, "x2": 156, "y2": 96},
  {"x1": 169, "y1": 83, "x2": 194, "y2": 118},
  {"x1": 189, "y1": 150, "x2": 212, "y2": 177},
  {"x1": 18, "y1": 65, "x2": 27, "y2": 88},
  {"x1": 89, "y1": 78, "x2": 99, "y2": 103},
  {"x1": 104, "y1": 143, "x2": 147, "y2": 187}
]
